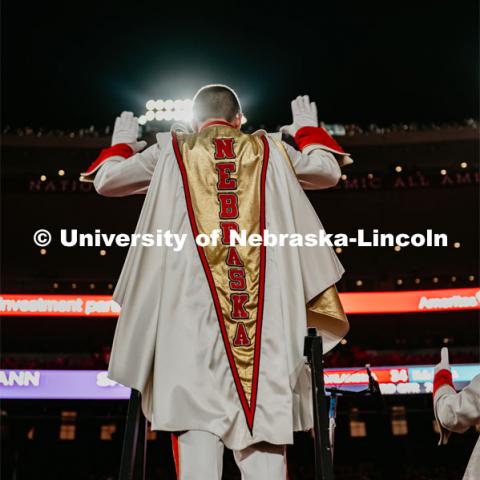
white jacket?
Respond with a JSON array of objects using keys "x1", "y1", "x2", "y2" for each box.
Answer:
[
  {"x1": 435, "y1": 374, "x2": 480, "y2": 479},
  {"x1": 91, "y1": 128, "x2": 349, "y2": 449}
]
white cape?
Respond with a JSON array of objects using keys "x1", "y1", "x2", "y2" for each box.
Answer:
[{"x1": 108, "y1": 132, "x2": 346, "y2": 449}]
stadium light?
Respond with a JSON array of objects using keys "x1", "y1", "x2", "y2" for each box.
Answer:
[
  {"x1": 146, "y1": 99, "x2": 156, "y2": 111},
  {"x1": 138, "y1": 98, "x2": 247, "y2": 125}
]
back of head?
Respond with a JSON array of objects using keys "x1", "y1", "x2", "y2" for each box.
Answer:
[{"x1": 192, "y1": 84, "x2": 242, "y2": 124}]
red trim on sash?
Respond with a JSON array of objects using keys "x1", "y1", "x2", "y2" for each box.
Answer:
[
  {"x1": 249, "y1": 134, "x2": 269, "y2": 430},
  {"x1": 84, "y1": 143, "x2": 134, "y2": 175},
  {"x1": 200, "y1": 120, "x2": 236, "y2": 131},
  {"x1": 172, "y1": 132, "x2": 269, "y2": 432}
]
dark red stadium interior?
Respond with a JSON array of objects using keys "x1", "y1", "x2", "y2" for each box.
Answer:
[
  {"x1": 1, "y1": 0, "x2": 479, "y2": 478},
  {"x1": 2, "y1": 123, "x2": 479, "y2": 479}
]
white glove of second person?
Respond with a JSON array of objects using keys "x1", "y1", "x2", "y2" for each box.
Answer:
[
  {"x1": 280, "y1": 95, "x2": 319, "y2": 137},
  {"x1": 434, "y1": 347, "x2": 451, "y2": 375},
  {"x1": 111, "y1": 111, "x2": 147, "y2": 153}
]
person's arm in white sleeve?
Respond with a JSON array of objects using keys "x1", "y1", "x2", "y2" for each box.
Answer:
[
  {"x1": 435, "y1": 374, "x2": 480, "y2": 434},
  {"x1": 280, "y1": 95, "x2": 353, "y2": 190},
  {"x1": 93, "y1": 144, "x2": 158, "y2": 196},
  {"x1": 281, "y1": 140, "x2": 341, "y2": 189},
  {"x1": 79, "y1": 111, "x2": 158, "y2": 196},
  {"x1": 433, "y1": 348, "x2": 480, "y2": 446}
]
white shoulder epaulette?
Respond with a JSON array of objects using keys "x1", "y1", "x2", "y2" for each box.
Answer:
[{"x1": 252, "y1": 130, "x2": 281, "y2": 140}]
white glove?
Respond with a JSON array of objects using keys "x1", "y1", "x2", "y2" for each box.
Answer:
[
  {"x1": 280, "y1": 95, "x2": 318, "y2": 137},
  {"x1": 434, "y1": 347, "x2": 450, "y2": 375},
  {"x1": 111, "y1": 111, "x2": 147, "y2": 153}
]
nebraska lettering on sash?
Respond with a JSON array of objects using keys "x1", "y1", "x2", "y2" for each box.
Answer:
[
  {"x1": 231, "y1": 293, "x2": 249, "y2": 319},
  {"x1": 220, "y1": 222, "x2": 239, "y2": 244},
  {"x1": 233, "y1": 322, "x2": 251, "y2": 347},
  {"x1": 218, "y1": 193, "x2": 239, "y2": 219},
  {"x1": 226, "y1": 247, "x2": 243, "y2": 266},
  {"x1": 172, "y1": 126, "x2": 269, "y2": 431},
  {"x1": 216, "y1": 162, "x2": 237, "y2": 189},
  {"x1": 228, "y1": 267, "x2": 246, "y2": 290},
  {"x1": 213, "y1": 137, "x2": 236, "y2": 159}
]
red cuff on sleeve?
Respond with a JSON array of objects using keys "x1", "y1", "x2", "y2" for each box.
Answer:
[
  {"x1": 294, "y1": 126, "x2": 346, "y2": 154},
  {"x1": 84, "y1": 143, "x2": 134, "y2": 175},
  {"x1": 433, "y1": 369, "x2": 454, "y2": 396}
]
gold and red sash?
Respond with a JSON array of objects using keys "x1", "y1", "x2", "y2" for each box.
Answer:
[{"x1": 172, "y1": 125, "x2": 269, "y2": 431}]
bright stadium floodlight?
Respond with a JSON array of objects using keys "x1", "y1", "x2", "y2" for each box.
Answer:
[
  {"x1": 138, "y1": 99, "x2": 239, "y2": 124},
  {"x1": 179, "y1": 110, "x2": 194, "y2": 122},
  {"x1": 146, "y1": 99, "x2": 156, "y2": 111}
]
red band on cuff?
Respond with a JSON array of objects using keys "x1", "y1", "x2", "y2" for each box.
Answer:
[
  {"x1": 294, "y1": 126, "x2": 346, "y2": 154},
  {"x1": 84, "y1": 143, "x2": 134, "y2": 175},
  {"x1": 433, "y1": 369, "x2": 453, "y2": 396}
]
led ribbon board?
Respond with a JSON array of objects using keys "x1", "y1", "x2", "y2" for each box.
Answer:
[
  {"x1": 0, "y1": 288, "x2": 479, "y2": 316},
  {"x1": 1, "y1": 365, "x2": 478, "y2": 399}
]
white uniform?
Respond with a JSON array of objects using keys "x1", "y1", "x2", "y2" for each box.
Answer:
[
  {"x1": 87, "y1": 124, "x2": 349, "y2": 478},
  {"x1": 172, "y1": 430, "x2": 287, "y2": 480},
  {"x1": 434, "y1": 374, "x2": 480, "y2": 480}
]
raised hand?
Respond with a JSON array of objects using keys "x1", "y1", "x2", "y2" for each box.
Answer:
[
  {"x1": 280, "y1": 95, "x2": 319, "y2": 137},
  {"x1": 112, "y1": 111, "x2": 147, "y2": 153}
]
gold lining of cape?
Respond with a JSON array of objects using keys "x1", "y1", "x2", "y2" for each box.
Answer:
[{"x1": 307, "y1": 285, "x2": 349, "y2": 341}]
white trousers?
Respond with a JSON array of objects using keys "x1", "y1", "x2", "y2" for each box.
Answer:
[{"x1": 172, "y1": 430, "x2": 287, "y2": 480}]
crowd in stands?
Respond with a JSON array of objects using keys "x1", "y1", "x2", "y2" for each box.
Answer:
[
  {"x1": 2, "y1": 345, "x2": 477, "y2": 370},
  {"x1": 325, "y1": 345, "x2": 478, "y2": 368},
  {"x1": 2, "y1": 118, "x2": 477, "y2": 139}
]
